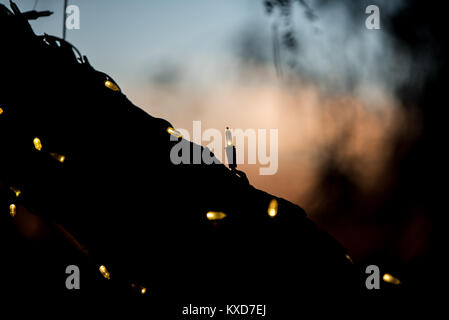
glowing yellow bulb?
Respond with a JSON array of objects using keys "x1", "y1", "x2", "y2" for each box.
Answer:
[
  {"x1": 131, "y1": 283, "x2": 147, "y2": 294},
  {"x1": 345, "y1": 254, "x2": 354, "y2": 264},
  {"x1": 33, "y1": 137, "x2": 42, "y2": 151},
  {"x1": 225, "y1": 127, "x2": 233, "y2": 146},
  {"x1": 206, "y1": 211, "x2": 227, "y2": 221},
  {"x1": 383, "y1": 273, "x2": 400, "y2": 285},
  {"x1": 104, "y1": 80, "x2": 120, "y2": 92},
  {"x1": 50, "y1": 152, "x2": 66, "y2": 163},
  {"x1": 167, "y1": 127, "x2": 182, "y2": 138},
  {"x1": 99, "y1": 265, "x2": 111, "y2": 280},
  {"x1": 0, "y1": 107, "x2": 3, "y2": 115},
  {"x1": 267, "y1": 199, "x2": 278, "y2": 218},
  {"x1": 9, "y1": 204, "x2": 17, "y2": 217},
  {"x1": 9, "y1": 187, "x2": 21, "y2": 198}
]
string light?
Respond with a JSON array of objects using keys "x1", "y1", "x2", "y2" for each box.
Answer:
[
  {"x1": 225, "y1": 127, "x2": 233, "y2": 147},
  {"x1": 99, "y1": 265, "x2": 111, "y2": 280},
  {"x1": 50, "y1": 152, "x2": 66, "y2": 163},
  {"x1": 345, "y1": 254, "x2": 354, "y2": 264},
  {"x1": 225, "y1": 127, "x2": 237, "y2": 169},
  {"x1": 131, "y1": 283, "x2": 147, "y2": 295},
  {"x1": 267, "y1": 199, "x2": 278, "y2": 218},
  {"x1": 383, "y1": 273, "x2": 401, "y2": 285},
  {"x1": 167, "y1": 127, "x2": 182, "y2": 138},
  {"x1": 206, "y1": 211, "x2": 227, "y2": 221},
  {"x1": 104, "y1": 80, "x2": 120, "y2": 92},
  {"x1": 33, "y1": 137, "x2": 42, "y2": 151},
  {"x1": 0, "y1": 18, "x2": 366, "y2": 296},
  {"x1": 9, "y1": 186, "x2": 21, "y2": 198},
  {"x1": 0, "y1": 12, "x2": 366, "y2": 298},
  {"x1": 9, "y1": 204, "x2": 17, "y2": 217}
]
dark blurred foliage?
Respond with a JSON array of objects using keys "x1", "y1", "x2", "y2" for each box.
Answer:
[
  {"x1": 265, "y1": 0, "x2": 317, "y2": 21},
  {"x1": 262, "y1": 0, "x2": 441, "y2": 300},
  {"x1": 264, "y1": 0, "x2": 317, "y2": 52}
]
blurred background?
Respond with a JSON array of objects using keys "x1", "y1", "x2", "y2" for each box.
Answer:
[{"x1": 2, "y1": 0, "x2": 439, "y2": 293}]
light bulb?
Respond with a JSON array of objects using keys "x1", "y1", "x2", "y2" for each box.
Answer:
[
  {"x1": 99, "y1": 265, "x2": 111, "y2": 280},
  {"x1": 206, "y1": 211, "x2": 227, "y2": 221},
  {"x1": 382, "y1": 273, "x2": 400, "y2": 285},
  {"x1": 225, "y1": 127, "x2": 237, "y2": 169},
  {"x1": 104, "y1": 80, "x2": 120, "y2": 92},
  {"x1": 33, "y1": 137, "x2": 42, "y2": 151},
  {"x1": 167, "y1": 127, "x2": 182, "y2": 138},
  {"x1": 225, "y1": 127, "x2": 233, "y2": 147},
  {"x1": 345, "y1": 254, "x2": 354, "y2": 264},
  {"x1": 131, "y1": 283, "x2": 147, "y2": 294},
  {"x1": 267, "y1": 199, "x2": 278, "y2": 218},
  {"x1": 50, "y1": 152, "x2": 66, "y2": 163},
  {"x1": 9, "y1": 204, "x2": 17, "y2": 217},
  {"x1": 9, "y1": 187, "x2": 21, "y2": 198}
]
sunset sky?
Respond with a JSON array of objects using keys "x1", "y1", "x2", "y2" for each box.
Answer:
[{"x1": 2, "y1": 0, "x2": 408, "y2": 212}]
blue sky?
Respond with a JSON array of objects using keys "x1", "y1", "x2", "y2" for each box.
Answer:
[{"x1": 1, "y1": 0, "x2": 266, "y2": 87}]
